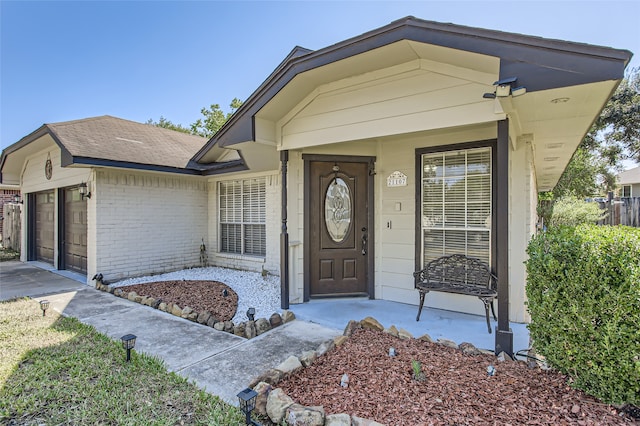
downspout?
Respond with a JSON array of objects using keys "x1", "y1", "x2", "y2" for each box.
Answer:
[
  {"x1": 280, "y1": 150, "x2": 290, "y2": 309},
  {"x1": 495, "y1": 119, "x2": 513, "y2": 357}
]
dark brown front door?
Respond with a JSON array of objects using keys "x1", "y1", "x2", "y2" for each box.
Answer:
[
  {"x1": 35, "y1": 190, "x2": 55, "y2": 264},
  {"x1": 308, "y1": 160, "x2": 370, "y2": 297},
  {"x1": 63, "y1": 187, "x2": 87, "y2": 274}
]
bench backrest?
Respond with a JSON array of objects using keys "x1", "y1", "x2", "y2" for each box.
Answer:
[{"x1": 415, "y1": 254, "x2": 495, "y2": 290}]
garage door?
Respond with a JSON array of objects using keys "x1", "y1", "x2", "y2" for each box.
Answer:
[
  {"x1": 63, "y1": 187, "x2": 87, "y2": 274},
  {"x1": 35, "y1": 190, "x2": 55, "y2": 264}
]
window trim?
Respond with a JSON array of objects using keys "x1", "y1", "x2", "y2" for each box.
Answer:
[
  {"x1": 415, "y1": 140, "x2": 497, "y2": 274},
  {"x1": 621, "y1": 185, "x2": 632, "y2": 198},
  {"x1": 218, "y1": 177, "x2": 266, "y2": 257}
]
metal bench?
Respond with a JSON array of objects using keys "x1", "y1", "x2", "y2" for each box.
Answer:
[{"x1": 413, "y1": 254, "x2": 498, "y2": 333}]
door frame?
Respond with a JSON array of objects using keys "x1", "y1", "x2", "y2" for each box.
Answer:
[
  {"x1": 302, "y1": 154, "x2": 376, "y2": 302},
  {"x1": 29, "y1": 189, "x2": 55, "y2": 264},
  {"x1": 27, "y1": 192, "x2": 37, "y2": 261},
  {"x1": 57, "y1": 188, "x2": 65, "y2": 270}
]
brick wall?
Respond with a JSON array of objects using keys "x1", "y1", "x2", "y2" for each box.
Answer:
[{"x1": 94, "y1": 170, "x2": 208, "y2": 282}]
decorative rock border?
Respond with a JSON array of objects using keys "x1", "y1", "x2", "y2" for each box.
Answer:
[
  {"x1": 248, "y1": 316, "x2": 525, "y2": 426},
  {"x1": 94, "y1": 279, "x2": 294, "y2": 340}
]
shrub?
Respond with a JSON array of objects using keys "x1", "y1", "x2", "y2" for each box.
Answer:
[
  {"x1": 548, "y1": 196, "x2": 605, "y2": 228},
  {"x1": 525, "y1": 224, "x2": 640, "y2": 405}
]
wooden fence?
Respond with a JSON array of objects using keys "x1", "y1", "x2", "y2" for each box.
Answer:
[
  {"x1": 1, "y1": 203, "x2": 21, "y2": 251},
  {"x1": 598, "y1": 197, "x2": 640, "y2": 227}
]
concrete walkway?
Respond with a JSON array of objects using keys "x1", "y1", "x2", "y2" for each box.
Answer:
[
  {"x1": 1, "y1": 261, "x2": 531, "y2": 405},
  {"x1": 0, "y1": 261, "x2": 340, "y2": 406}
]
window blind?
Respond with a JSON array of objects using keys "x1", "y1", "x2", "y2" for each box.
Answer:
[
  {"x1": 421, "y1": 147, "x2": 491, "y2": 266},
  {"x1": 219, "y1": 178, "x2": 266, "y2": 256}
]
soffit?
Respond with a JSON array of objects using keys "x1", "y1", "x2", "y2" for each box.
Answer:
[{"x1": 509, "y1": 80, "x2": 618, "y2": 192}]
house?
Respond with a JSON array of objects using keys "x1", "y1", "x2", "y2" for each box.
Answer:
[
  {"x1": 0, "y1": 116, "x2": 213, "y2": 276},
  {"x1": 1, "y1": 17, "x2": 632, "y2": 354},
  {"x1": 618, "y1": 166, "x2": 640, "y2": 197}
]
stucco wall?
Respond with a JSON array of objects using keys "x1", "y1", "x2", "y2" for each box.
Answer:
[
  {"x1": 206, "y1": 171, "x2": 281, "y2": 275},
  {"x1": 94, "y1": 169, "x2": 207, "y2": 282}
]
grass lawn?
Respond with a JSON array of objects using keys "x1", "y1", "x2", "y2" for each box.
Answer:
[{"x1": 0, "y1": 298, "x2": 246, "y2": 425}]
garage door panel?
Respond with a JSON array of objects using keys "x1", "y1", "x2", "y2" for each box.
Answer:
[
  {"x1": 35, "y1": 190, "x2": 55, "y2": 264},
  {"x1": 64, "y1": 187, "x2": 87, "y2": 274}
]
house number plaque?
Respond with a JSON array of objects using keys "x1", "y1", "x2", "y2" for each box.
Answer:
[{"x1": 386, "y1": 171, "x2": 407, "y2": 187}]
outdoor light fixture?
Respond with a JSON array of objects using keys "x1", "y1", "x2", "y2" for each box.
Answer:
[
  {"x1": 39, "y1": 300, "x2": 50, "y2": 317},
  {"x1": 483, "y1": 77, "x2": 526, "y2": 99},
  {"x1": 237, "y1": 387, "x2": 261, "y2": 426},
  {"x1": 79, "y1": 182, "x2": 91, "y2": 200},
  {"x1": 120, "y1": 334, "x2": 137, "y2": 362},
  {"x1": 246, "y1": 307, "x2": 256, "y2": 321},
  {"x1": 13, "y1": 194, "x2": 23, "y2": 204}
]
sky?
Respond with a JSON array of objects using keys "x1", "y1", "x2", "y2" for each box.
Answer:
[{"x1": 1, "y1": 0, "x2": 639, "y2": 154}]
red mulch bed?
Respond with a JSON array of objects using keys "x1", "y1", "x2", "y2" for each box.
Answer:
[
  {"x1": 278, "y1": 328, "x2": 634, "y2": 425},
  {"x1": 120, "y1": 280, "x2": 237, "y2": 322}
]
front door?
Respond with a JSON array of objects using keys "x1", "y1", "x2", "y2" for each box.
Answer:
[{"x1": 307, "y1": 159, "x2": 372, "y2": 297}]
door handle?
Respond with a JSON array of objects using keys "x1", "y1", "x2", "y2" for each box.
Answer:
[{"x1": 361, "y1": 233, "x2": 368, "y2": 255}]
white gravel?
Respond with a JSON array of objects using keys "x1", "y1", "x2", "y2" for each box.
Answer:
[{"x1": 110, "y1": 267, "x2": 282, "y2": 324}]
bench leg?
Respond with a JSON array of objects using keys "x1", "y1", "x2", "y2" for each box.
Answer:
[
  {"x1": 481, "y1": 298, "x2": 492, "y2": 333},
  {"x1": 416, "y1": 290, "x2": 428, "y2": 321},
  {"x1": 490, "y1": 300, "x2": 497, "y2": 321}
]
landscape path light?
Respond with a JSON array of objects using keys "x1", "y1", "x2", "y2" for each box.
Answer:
[
  {"x1": 246, "y1": 307, "x2": 256, "y2": 321},
  {"x1": 39, "y1": 300, "x2": 50, "y2": 317},
  {"x1": 120, "y1": 334, "x2": 137, "y2": 362},
  {"x1": 237, "y1": 387, "x2": 261, "y2": 425}
]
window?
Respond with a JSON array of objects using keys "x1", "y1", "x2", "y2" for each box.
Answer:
[
  {"x1": 219, "y1": 178, "x2": 266, "y2": 256},
  {"x1": 622, "y1": 185, "x2": 631, "y2": 198},
  {"x1": 420, "y1": 147, "x2": 491, "y2": 267}
]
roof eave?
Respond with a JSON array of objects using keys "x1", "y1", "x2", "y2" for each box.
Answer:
[
  {"x1": 69, "y1": 156, "x2": 205, "y2": 175},
  {"x1": 0, "y1": 124, "x2": 74, "y2": 183},
  {"x1": 191, "y1": 16, "x2": 632, "y2": 161}
]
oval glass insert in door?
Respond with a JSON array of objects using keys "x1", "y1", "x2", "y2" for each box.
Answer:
[{"x1": 325, "y1": 178, "x2": 352, "y2": 242}]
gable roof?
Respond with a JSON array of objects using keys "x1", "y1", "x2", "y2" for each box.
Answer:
[
  {"x1": 192, "y1": 16, "x2": 632, "y2": 161},
  {"x1": 1, "y1": 115, "x2": 245, "y2": 182},
  {"x1": 618, "y1": 166, "x2": 640, "y2": 185}
]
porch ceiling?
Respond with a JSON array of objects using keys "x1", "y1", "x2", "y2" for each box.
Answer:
[{"x1": 508, "y1": 80, "x2": 619, "y2": 192}]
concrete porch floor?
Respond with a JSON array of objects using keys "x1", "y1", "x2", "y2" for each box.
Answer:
[{"x1": 289, "y1": 297, "x2": 530, "y2": 353}]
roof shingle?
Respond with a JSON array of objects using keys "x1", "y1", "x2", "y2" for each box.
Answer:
[{"x1": 47, "y1": 115, "x2": 206, "y2": 170}]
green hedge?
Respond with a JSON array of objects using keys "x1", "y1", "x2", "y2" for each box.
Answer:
[{"x1": 525, "y1": 224, "x2": 640, "y2": 405}]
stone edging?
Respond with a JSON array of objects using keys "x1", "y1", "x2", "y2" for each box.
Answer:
[
  {"x1": 94, "y1": 280, "x2": 294, "y2": 340},
  {"x1": 248, "y1": 316, "x2": 527, "y2": 426}
]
